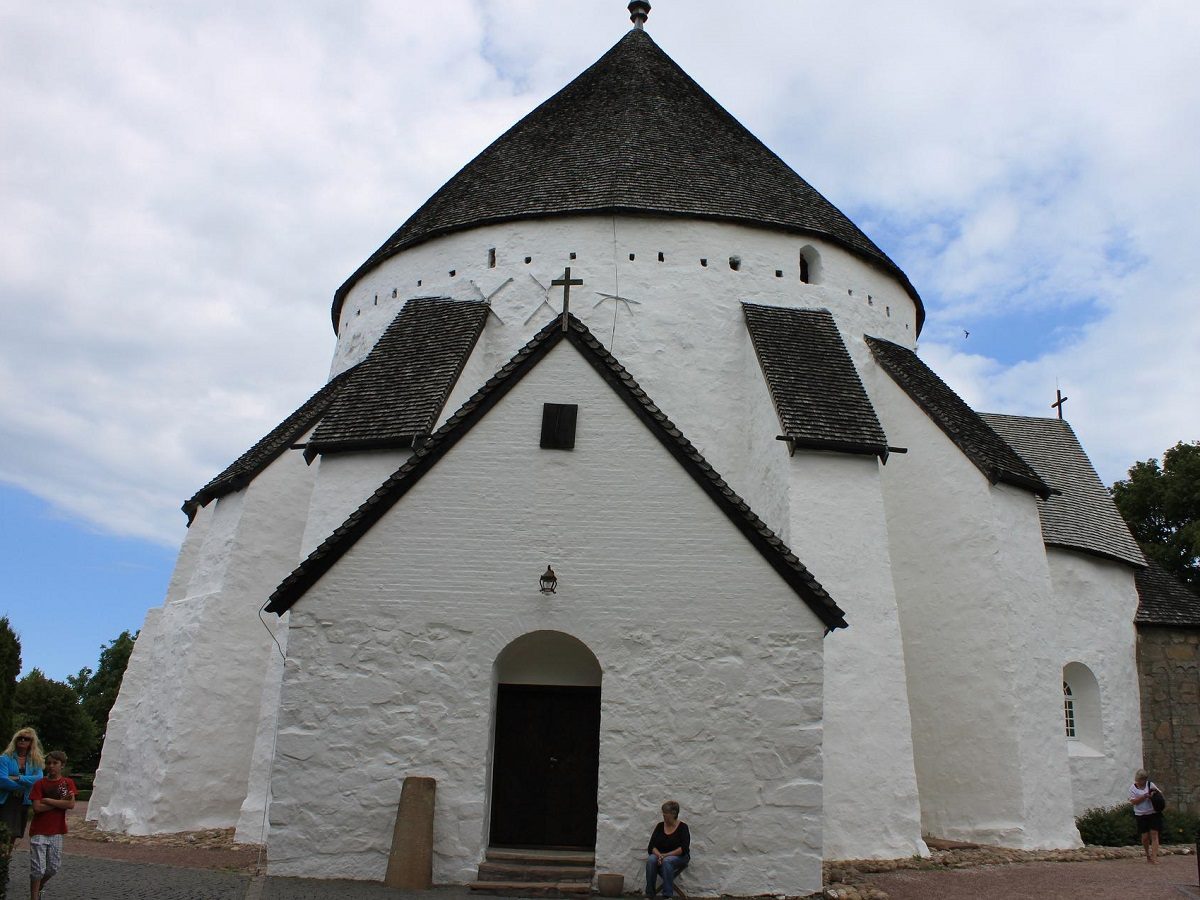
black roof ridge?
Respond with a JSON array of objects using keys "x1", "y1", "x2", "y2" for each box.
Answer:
[
  {"x1": 181, "y1": 364, "x2": 361, "y2": 523},
  {"x1": 865, "y1": 335, "x2": 1051, "y2": 499},
  {"x1": 329, "y1": 28, "x2": 922, "y2": 334},
  {"x1": 266, "y1": 313, "x2": 847, "y2": 630}
]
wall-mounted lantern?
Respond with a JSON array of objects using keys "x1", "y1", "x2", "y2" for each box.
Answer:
[{"x1": 539, "y1": 566, "x2": 558, "y2": 594}]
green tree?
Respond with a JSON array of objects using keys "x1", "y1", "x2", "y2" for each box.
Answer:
[
  {"x1": 70, "y1": 630, "x2": 137, "y2": 771},
  {"x1": 1112, "y1": 440, "x2": 1200, "y2": 589},
  {"x1": 13, "y1": 669, "x2": 97, "y2": 765},
  {"x1": 0, "y1": 618, "x2": 19, "y2": 741}
]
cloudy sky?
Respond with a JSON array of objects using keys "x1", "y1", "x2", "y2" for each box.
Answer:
[{"x1": 2, "y1": 1, "x2": 1197, "y2": 681}]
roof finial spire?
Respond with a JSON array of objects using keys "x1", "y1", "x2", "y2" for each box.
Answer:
[{"x1": 628, "y1": 1, "x2": 650, "y2": 30}]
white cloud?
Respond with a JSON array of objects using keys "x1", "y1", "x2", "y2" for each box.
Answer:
[{"x1": 0, "y1": 0, "x2": 1196, "y2": 546}]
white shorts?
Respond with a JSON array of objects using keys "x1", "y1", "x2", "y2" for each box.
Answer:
[{"x1": 29, "y1": 834, "x2": 62, "y2": 880}]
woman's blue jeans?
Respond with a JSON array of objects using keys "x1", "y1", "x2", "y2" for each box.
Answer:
[{"x1": 645, "y1": 852, "x2": 689, "y2": 897}]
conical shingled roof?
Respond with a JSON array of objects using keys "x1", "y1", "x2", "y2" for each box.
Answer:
[{"x1": 332, "y1": 28, "x2": 922, "y2": 331}]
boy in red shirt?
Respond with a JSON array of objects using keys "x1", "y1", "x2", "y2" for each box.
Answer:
[{"x1": 28, "y1": 750, "x2": 76, "y2": 900}]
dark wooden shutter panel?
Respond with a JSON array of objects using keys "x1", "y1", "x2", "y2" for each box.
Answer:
[{"x1": 540, "y1": 403, "x2": 578, "y2": 449}]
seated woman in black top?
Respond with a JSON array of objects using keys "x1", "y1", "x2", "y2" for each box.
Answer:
[{"x1": 645, "y1": 800, "x2": 690, "y2": 898}]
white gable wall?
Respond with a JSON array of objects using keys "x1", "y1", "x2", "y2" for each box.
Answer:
[
  {"x1": 267, "y1": 341, "x2": 828, "y2": 895},
  {"x1": 866, "y1": 366, "x2": 1079, "y2": 848}
]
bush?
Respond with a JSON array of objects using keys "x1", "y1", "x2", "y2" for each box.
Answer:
[
  {"x1": 1077, "y1": 804, "x2": 1137, "y2": 846},
  {"x1": 1077, "y1": 803, "x2": 1200, "y2": 846}
]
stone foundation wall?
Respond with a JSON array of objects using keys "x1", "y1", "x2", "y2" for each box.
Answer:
[{"x1": 1136, "y1": 626, "x2": 1200, "y2": 813}]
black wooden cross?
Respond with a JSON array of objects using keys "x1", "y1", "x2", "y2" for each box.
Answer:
[
  {"x1": 1051, "y1": 388, "x2": 1069, "y2": 420},
  {"x1": 551, "y1": 266, "x2": 583, "y2": 332}
]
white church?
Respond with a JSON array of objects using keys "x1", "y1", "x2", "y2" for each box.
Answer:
[{"x1": 91, "y1": 4, "x2": 1147, "y2": 895}]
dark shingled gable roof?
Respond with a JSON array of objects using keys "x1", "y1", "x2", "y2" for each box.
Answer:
[
  {"x1": 1136, "y1": 559, "x2": 1200, "y2": 627},
  {"x1": 979, "y1": 413, "x2": 1144, "y2": 568},
  {"x1": 743, "y1": 304, "x2": 888, "y2": 459},
  {"x1": 865, "y1": 336, "x2": 1050, "y2": 499},
  {"x1": 331, "y1": 28, "x2": 922, "y2": 333},
  {"x1": 307, "y1": 297, "x2": 488, "y2": 459},
  {"x1": 266, "y1": 314, "x2": 848, "y2": 631},
  {"x1": 181, "y1": 366, "x2": 359, "y2": 523}
]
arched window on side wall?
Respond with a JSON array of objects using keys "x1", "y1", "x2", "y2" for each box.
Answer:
[
  {"x1": 1062, "y1": 662, "x2": 1103, "y2": 752},
  {"x1": 799, "y1": 246, "x2": 821, "y2": 284}
]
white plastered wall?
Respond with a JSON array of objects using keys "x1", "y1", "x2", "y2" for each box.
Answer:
[
  {"x1": 266, "y1": 341, "x2": 828, "y2": 895},
  {"x1": 865, "y1": 364, "x2": 1079, "y2": 849},
  {"x1": 1043, "y1": 549, "x2": 1143, "y2": 814},
  {"x1": 787, "y1": 451, "x2": 927, "y2": 859},
  {"x1": 92, "y1": 444, "x2": 317, "y2": 834}
]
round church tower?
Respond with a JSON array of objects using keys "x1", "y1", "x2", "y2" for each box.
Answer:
[{"x1": 327, "y1": 3, "x2": 922, "y2": 505}]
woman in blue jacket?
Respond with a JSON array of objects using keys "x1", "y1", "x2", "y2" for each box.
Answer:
[{"x1": 1, "y1": 726, "x2": 44, "y2": 848}]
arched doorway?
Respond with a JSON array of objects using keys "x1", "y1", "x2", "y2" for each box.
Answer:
[{"x1": 489, "y1": 631, "x2": 602, "y2": 848}]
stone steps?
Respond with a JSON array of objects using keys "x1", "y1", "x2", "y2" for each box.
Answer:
[{"x1": 470, "y1": 847, "x2": 596, "y2": 897}]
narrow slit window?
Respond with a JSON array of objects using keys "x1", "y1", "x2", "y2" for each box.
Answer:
[
  {"x1": 488, "y1": 248, "x2": 496, "y2": 268},
  {"x1": 540, "y1": 403, "x2": 578, "y2": 450}
]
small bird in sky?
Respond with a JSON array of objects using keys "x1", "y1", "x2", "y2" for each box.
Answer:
[{"x1": 963, "y1": 329, "x2": 970, "y2": 339}]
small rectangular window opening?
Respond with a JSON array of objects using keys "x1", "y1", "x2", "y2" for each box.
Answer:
[
  {"x1": 488, "y1": 248, "x2": 496, "y2": 268},
  {"x1": 629, "y1": 253, "x2": 636, "y2": 261},
  {"x1": 540, "y1": 403, "x2": 578, "y2": 450},
  {"x1": 700, "y1": 258, "x2": 708, "y2": 267},
  {"x1": 570, "y1": 251, "x2": 577, "y2": 260},
  {"x1": 658, "y1": 252, "x2": 664, "y2": 262}
]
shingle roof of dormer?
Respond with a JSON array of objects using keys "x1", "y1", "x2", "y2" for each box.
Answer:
[
  {"x1": 743, "y1": 304, "x2": 888, "y2": 459},
  {"x1": 308, "y1": 297, "x2": 488, "y2": 458},
  {"x1": 331, "y1": 28, "x2": 922, "y2": 333}
]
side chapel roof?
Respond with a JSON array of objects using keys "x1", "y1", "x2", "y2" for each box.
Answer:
[
  {"x1": 743, "y1": 304, "x2": 888, "y2": 459},
  {"x1": 331, "y1": 27, "x2": 923, "y2": 333},
  {"x1": 865, "y1": 336, "x2": 1051, "y2": 498},
  {"x1": 307, "y1": 297, "x2": 488, "y2": 458},
  {"x1": 266, "y1": 314, "x2": 849, "y2": 631},
  {"x1": 979, "y1": 413, "x2": 1144, "y2": 568},
  {"x1": 1135, "y1": 559, "x2": 1200, "y2": 627},
  {"x1": 183, "y1": 298, "x2": 486, "y2": 521}
]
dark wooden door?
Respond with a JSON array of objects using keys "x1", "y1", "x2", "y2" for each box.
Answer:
[{"x1": 489, "y1": 684, "x2": 601, "y2": 848}]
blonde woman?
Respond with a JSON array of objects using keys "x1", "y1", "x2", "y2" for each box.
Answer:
[{"x1": 1, "y1": 727, "x2": 45, "y2": 848}]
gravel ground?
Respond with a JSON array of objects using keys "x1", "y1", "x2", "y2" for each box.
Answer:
[
  {"x1": 867, "y1": 852, "x2": 1200, "y2": 899},
  {"x1": 6, "y1": 805, "x2": 1197, "y2": 899}
]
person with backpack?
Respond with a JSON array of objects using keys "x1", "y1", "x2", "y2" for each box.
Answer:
[{"x1": 1129, "y1": 768, "x2": 1164, "y2": 864}]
